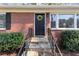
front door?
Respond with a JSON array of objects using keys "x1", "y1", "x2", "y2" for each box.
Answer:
[{"x1": 35, "y1": 13, "x2": 45, "y2": 36}]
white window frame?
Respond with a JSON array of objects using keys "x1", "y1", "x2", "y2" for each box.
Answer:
[
  {"x1": 76, "y1": 14, "x2": 79, "y2": 29},
  {"x1": 0, "y1": 13, "x2": 6, "y2": 30},
  {"x1": 50, "y1": 13, "x2": 79, "y2": 30}
]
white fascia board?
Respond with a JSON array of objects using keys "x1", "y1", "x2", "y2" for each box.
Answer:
[{"x1": 0, "y1": 5, "x2": 79, "y2": 9}]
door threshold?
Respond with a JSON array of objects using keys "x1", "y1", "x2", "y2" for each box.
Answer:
[{"x1": 34, "y1": 35, "x2": 46, "y2": 38}]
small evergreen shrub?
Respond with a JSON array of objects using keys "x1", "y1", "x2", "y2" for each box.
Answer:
[
  {"x1": 0, "y1": 32, "x2": 24, "y2": 52},
  {"x1": 61, "y1": 30, "x2": 79, "y2": 51}
]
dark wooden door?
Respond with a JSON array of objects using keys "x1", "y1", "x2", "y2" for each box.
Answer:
[{"x1": 35, "y1": 13, "x2": 45, "y2": 35}]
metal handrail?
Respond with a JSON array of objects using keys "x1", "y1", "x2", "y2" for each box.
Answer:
[
  {"x1": 17, "y1": 28, "x2": 34, "y2": 56},
  {"x1": 53, "y1": 38, "x2": 63, "y2": 56},
  {"x1": 17, "y1": 42, "x2": 26, "y2": 56},
  {"x1": 47, "y1": 28, "x2": 62, "y2": 56}
]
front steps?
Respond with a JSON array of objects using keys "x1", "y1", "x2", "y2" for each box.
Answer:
[
  {"x1": 31, "y1": 37, "x2": 48, "y2": 43},
  {"x1": 27, "y1": 51, "x2": 38, "y2": 56},
  {"x1": 25, "y1": 36, "x2": 53, "y2": 56}
]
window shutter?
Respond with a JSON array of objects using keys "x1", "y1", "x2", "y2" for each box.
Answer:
[{"x1": 6, "y1": 13, "x2": 11, "y2": 30}]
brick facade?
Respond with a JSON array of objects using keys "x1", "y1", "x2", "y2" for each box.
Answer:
[{"x1": 0, "y1": 12, "x2": 61, "y2": 40}]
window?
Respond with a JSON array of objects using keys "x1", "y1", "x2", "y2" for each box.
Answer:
[
  {"x1": 59, "y1": 14, "x2": 74, "y2": 28},
  {"x1": 0, "y1": 13, "x2": 6, "y2": 29},
  {"x1": 51, "y1": 14, "x2": 57, "y2": 28},
  {"x1": 50, "y1": 14, "x2": 79, "y2": 30}
]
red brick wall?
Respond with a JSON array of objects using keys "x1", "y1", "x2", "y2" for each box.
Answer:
[{"x1": 6, "y1": 13, "x2": 34, "y2": 36}]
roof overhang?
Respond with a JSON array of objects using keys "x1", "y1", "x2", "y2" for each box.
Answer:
[
  {"x1": 1, "y1": 5, "x2": 79, "y2": 9},
  {"x1": 0, "y1": 5, "x2": 79, "y2": 13}
]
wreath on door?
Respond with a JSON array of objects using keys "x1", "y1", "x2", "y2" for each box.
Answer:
[{"x1": 37, "y1": 15, "x2": 43, "y2": 21}]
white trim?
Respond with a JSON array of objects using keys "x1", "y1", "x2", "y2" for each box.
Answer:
[
  {"x1": 74, "y1": 14, "x2": 77, "y2": 28},
  {"x1": 51, "y1": 28, "x2": 79, "y2": 30},
  {"x1": 34, "y1": 13, "x2": 35, "y2": 37},
  {"x1": 44, "y1": 13, "x2": 47, "y2": 36},
  {"x1": 34, "y1": 13, "x2": 46, "y2": 36},
  {"x1": 57, "y1": 14, "x2": 59, "y2": 28},
  {"x1": 0, "y1": 28, "x2": 6, "y2": 30},
  {"x1": 49, "y1": 13, "x2": 51, "y2": 28},
  {"x1": 1, "y1": 4, "x2": 79, "y2": 9}
]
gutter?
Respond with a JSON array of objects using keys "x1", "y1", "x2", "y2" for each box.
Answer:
[{"x1": 0, "y1": 5, "x2": 79, "y2": 9}]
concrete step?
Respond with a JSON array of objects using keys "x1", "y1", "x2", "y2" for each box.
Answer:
[
  {"x1": 26, "y1": 51, "x2": 38, "y2": 56},
  {"x1": 29, "y1": 42, "x2": 51, "y2": 49},
  {"x1": 27, "y1": 48, "x2": 52, "y2": 51},
  {"x1": 31, "y1": 37, "x2": 49, "y2": 43}
]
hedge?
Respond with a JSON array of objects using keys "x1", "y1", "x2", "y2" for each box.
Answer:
[
  {"x1": 0, "y1": 32, "x2": 24, "y2": 52},
  {"x1": 61, "y1": 30, "x2": 79, "y2": 51}
]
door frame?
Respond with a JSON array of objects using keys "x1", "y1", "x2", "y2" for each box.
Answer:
[{"x1": 34, "y1": 13, "x2": 46, "y2": 37}]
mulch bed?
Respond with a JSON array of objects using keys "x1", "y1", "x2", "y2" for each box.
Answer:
[
  {"x1": 0, "y1": 48, "x2": 20, "y2": 56},
  {"x1": 61, "y1": 50, "x2": 79, "y2": 56},
  {"x1": 56, "y1": 49, "x2": 79, "y2": 56},
  {"x1": 0, "y1": 52, "x2": 17, "y2": 56}
]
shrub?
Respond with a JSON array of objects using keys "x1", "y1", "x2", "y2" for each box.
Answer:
[
  {"x1": 0, "y1": 32, "x2": 24, "y2": 52},
  {"x1": 61, "y1": 30, "x2": 79, "y2": 51}
]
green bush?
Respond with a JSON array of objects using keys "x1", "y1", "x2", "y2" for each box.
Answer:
[
  {"x1": 61, "y1": 30, "x2": 79, "y2": 51},
  {"x1": 0, "y1": 32, "x2": 24, "y2": 52}
]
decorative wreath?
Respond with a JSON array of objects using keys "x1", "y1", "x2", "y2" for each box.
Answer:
[{"x1": 37, "y1": 15, "x2": 43, "y2": 21}]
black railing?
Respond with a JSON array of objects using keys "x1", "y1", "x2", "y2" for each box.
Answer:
[
  {"x1": 17, "y1": 42, "x2": 26, "y2": 56},
  {"x1": 17, "y1": 28, "x2": 34, "y2": 56},
  {"x1": 47, "y1": 28, "x2": 62, "y2": 56}
]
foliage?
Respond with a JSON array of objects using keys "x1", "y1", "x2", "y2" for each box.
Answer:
[
  {"x1": 61, "y1": 30, "x2": 79, "y2": 51},
  {"x1": 0, "y1": 32, "x2": 24, "y2": 52}
]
